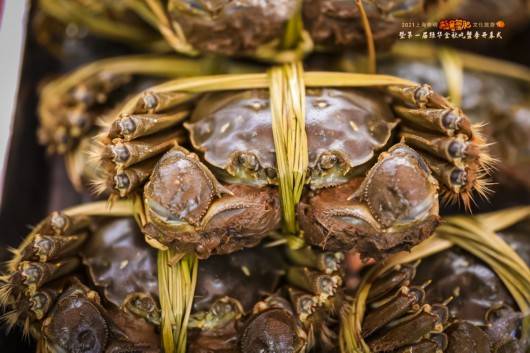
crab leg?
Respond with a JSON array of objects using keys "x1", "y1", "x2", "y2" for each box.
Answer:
[
  {"x1": 134, "y1": 90, "x2": 197, "y2": 114},
  {"x1": 367, "y1": 263, "x2": 419, "y2": 303},
  {"x1": 366, "y1": 303, "x2": 449, "y2": 352},
  {"x1": 362, "y1": 285, "x2": 426, "y2": 337},
  {"x1": 388, "y1": 85, "x2": 472, "y2": 137},
  {"x1": 400, "y1": 128, "x2": 480, "y2": 164},
  {"x1": 18, "y1": 234, "x2": 87, "y2": 263},
  {"x1": 0, "y1": 213, "x2": 90, "y2": 330},
  {"x1": 286, "y1": 267, "x2": 342, "y2": 300},
  {"x1": 393, "y1": 333, "x2": 448, "y2": 353},
  {"x1": 35, "y1": 212, "x2": 90, "y2": 237},
  {"x1": 112, "y1": 158, "x2": 160, "y2": 197},
  {"x1": 388, "y1": 84, "x2": 491, "y2": 206},
  {"x1": 287, "y1": 286, "x2": 319, "y2": 322},
  {"x1": 108, "y1": 110, "x2": 189, "y2": 141},
  {"x1": 11, "y1": 259, "x2": 80, "y2": 294},
  {"x1": 285, "y1": 247, "x2": 344, "y2": 274},
  {"x1": 103, "y1": 129, "x2": 184, "y2": 168},
  {"x1": 24, "y1": 285, "x2": 64, "y2": 321}
]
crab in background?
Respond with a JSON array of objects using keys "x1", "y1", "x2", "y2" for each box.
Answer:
[{"x1": 37, "y1": 0, "x2": 430, "y2": 59}]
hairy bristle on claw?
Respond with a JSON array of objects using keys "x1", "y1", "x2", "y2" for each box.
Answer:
[
  {"x1": 0, "y1": 310, "x2": 20, "y2": 333},
  {"x1": 441, "y1": 123, "x2": 496, "y2": 210},
  {"x1": 0, "y1": 283, "x2": 14, "y2": 307},
  {"x1": 89, "y1": 172, "x2": 114, "y2": 196}
]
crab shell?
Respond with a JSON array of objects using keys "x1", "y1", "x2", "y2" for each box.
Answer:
[
  {"x1": 169, "y1": 0, "x2": 298, "y2": 56},
  {"x1": 303, "y1": 0, "x2": 425, "y2": 50},
  {"x1": 185, "y1": 88, "x2": 397, "y2": 189},
  {"x1": 82, "y1": 218, "x2": 285, "y2": 312},
  {"x1": 169, "y1": 0, "x2": 427, "y2": 56},
  {"x1": 81, "y1": 218, "x2": 159, "y2": 307}
]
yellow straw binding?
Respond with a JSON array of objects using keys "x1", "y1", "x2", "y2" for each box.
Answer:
[
  {"x1": 268, "y1": 62, "x2": 308, "y2": 236},
  {"x1": 158, "y1": 251, "x2": 199, "y2": 353}
]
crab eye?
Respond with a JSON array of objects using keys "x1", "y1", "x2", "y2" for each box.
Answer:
[
  {"x1": 318, "y1": 153, "x2": 339, "y2": 170},
  {"x1": 266, "y1": 167, "x2": 277, "y2": 179},
  {"x1": 238, "y1": 153, "x2": 259, "y2": 171}
]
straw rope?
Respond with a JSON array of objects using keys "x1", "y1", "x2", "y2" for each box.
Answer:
[{"x1": 268, "y1": 62, "x2": 308, "y2": 240}]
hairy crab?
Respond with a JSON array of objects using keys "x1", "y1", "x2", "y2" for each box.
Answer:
[
  {"x1": 0, "y1": 205, "x2": 290, "y2": 353},
  {"x1": 0, "y1": 211, "x2": 161, "y2": 353},
  {"x1": 88, "y1": 69, "x2": 491, "y2": 260},
  {"x1": 37, "y1": 0, "x2": 432, "y2": 60},
  {"x1": 0, "y1": 208, "x2": 344, "y2": 353}
]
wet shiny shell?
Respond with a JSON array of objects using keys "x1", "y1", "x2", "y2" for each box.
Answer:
[
  {"x1": 81, "y1": 219, "x2": 158, "y2": 306},
  {"x1": 194, "y1": 246, "x2": 285, "y2": 312},
  {"x1": 43, "y1": 286, "x2": 108, "y2": 353},
  {"x1": 186, "y1": 88, "x2": 397, "y2": 188}
]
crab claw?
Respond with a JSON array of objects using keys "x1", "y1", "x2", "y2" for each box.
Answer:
[
  {"x1": 42, "y1": 284, "x2": 109, "y2": 353},
  {"x1": 143, "y1": 146, "x2": 281, "y2": 258},
  {"x1": 42, "y1": 281, "x2": 160, "y2": 353},
  {"x1": 298, "y1": 144, "x2": 440, "y2": 258}
]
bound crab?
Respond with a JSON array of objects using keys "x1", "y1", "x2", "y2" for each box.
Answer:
[
  {"x1": 193, "y1": 208, "x2": 530, "y2": 353},
  {"x1": 0, "y1": 204, "x2": 289, "y2": 353},
  {"x1": 90, "y1": 65, "x2": 492, "y2": 259},
  {"x1": 0, "y1": 209, "x2": 162, "y2": 352},
  {"x1": 37, "y1": 0, "x2": 431, "y2": 61},
  {"x1": 341, "y1": 208, "x2": 530, "y2": 353},
  {"x1": 0, "y1": 202, "x2": 346, "y2": 353}
]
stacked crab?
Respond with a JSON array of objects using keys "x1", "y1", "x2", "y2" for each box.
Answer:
[{"x1": 1, "y1": 1, "x2": 530, "y2": 353}]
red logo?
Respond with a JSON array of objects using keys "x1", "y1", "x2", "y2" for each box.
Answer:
[{"x1": 438, "y1": 19, "x2": 472, "y2": 31}]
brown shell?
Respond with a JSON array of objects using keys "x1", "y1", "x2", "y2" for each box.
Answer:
[
  {"x1": 81, "y1": 219, "x2": 158, "y2": 306},
  {"x1": 194, "y1": 246, "x2": 285, "y2": 312},
  {"x1": 186, "y1": 89, "x2": 397, "y2": 187},
  {"x1": 303, "y1": 0, "x2": 422, "y2": 50},
  {"x1": 169, "y1": 0, "x2": 297, "y2": 56}
]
